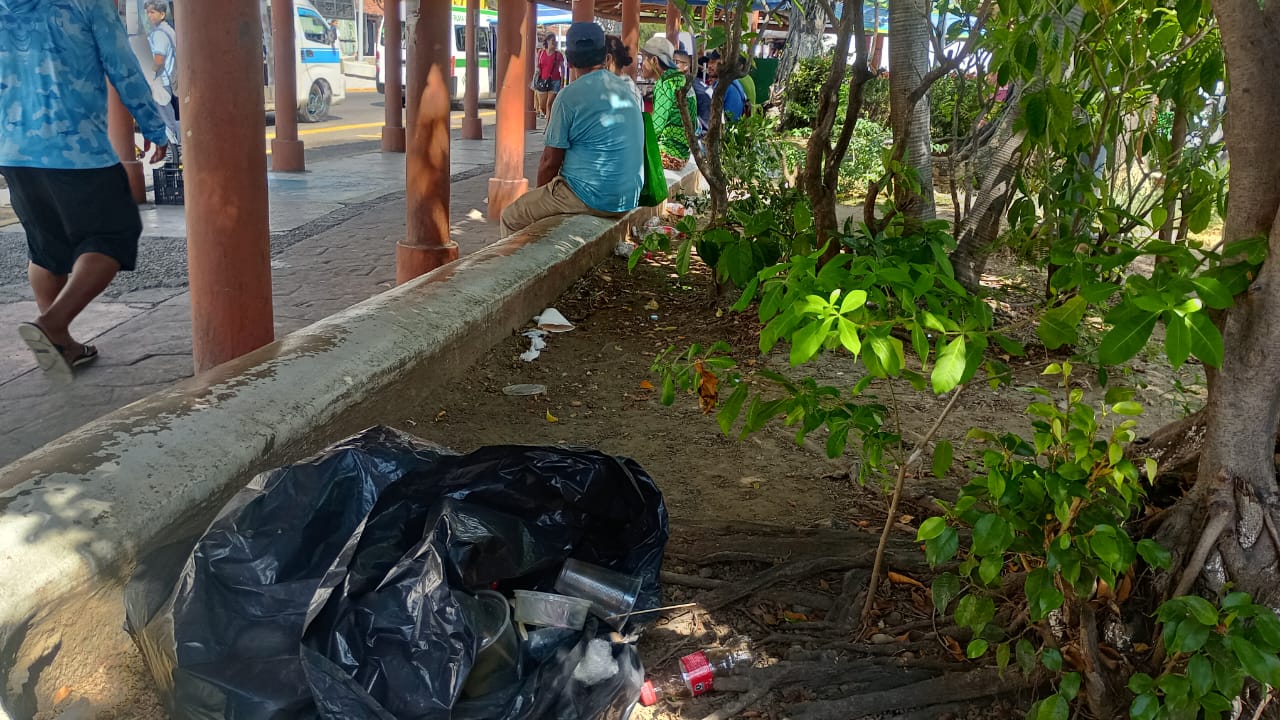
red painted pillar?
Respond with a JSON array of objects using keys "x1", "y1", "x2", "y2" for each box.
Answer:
[
  {"x1": 178, "y1": 0, "x2": 273, "y2": 373},
  {"x1": 750, "y1": 11, "x2": 760, "y2": 31},
  {"x1": 622, "y1": 0, "x2": 640, "y2": 79},
  {"x1": 271, "y1": 0, "x2": 305, "y2": 171},
  {"x1": 488, "y1": 0, "x2": 528, "y2": 221},
  {"x1": 524, "y1": 7, "x2": 538, "y2": 131},
  {"x1": 572, "y1": 0, "x2": 592, "y2": 23},
  {"x1": 106, "y1": 86, "x2": 145, "y2": 204},
  {"x1": 382, "y1": 0, "x2": 406, "y2": 152},
  {"x1": 665, "y1": 1, "x2": 680, "y2": 49},
  {"x1": 397, "y1": 0, "x2": 458, "y2": 283},
  {"x1": 462, "y1": 0, "x2": 484, "y2": 139}
]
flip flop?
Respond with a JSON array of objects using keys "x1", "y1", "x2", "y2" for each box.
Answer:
[
  {"x1": 17, "y1": 322, "x2": 73, "y2": 379},
  {"x1": 70, "y1": 344, "x2": 99, "y2": 369}
]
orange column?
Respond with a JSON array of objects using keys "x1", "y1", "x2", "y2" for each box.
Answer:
[
  {"x1": 462, "y1": 0, "x2": 484, "y2": 139},
  {"x1": 178, "y1": 0, "x2": 273, "y2": 373},
  {"x1": 622, "y1": 0, "x2": 640, "y2": 79},
  {"x1": 397, "y1": 0, "x2": 458, "y2": 283},
  {"x1": 525, "y1": 8, "x2": 538, "y2": 131},
  {"x1": 665, "y1": 1, "x2": 680, "y2": 49},
  {"x1": 106, "y1": 86, "x2": 145, "y2": 204},
  {"x1": 271, "y1": 0, "x2": 305, "y2": 171},
  {"x1": 382, "y1": 0, "x2": 406, "y2": 152},
  {"x1": 573, "y1": 0, "x2": 592, "y2": 23},
  {"x1": 750, "y1": 11, "x2": 760, "y2": 31},
  {"x1": 488, "y1": 0, "x2": 528, "y2": 221}
]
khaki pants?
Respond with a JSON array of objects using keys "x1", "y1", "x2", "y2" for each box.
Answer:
[{"x1": 500, "y1": 176, "x2": 624, "y2": 238}]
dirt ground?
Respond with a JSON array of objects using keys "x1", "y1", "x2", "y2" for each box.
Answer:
[{"x1": 385, "y1": 247, "x2": 1201, "y2": 719}]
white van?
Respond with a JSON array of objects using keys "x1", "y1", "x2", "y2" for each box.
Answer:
[
  {"x1": 375, "y1": 5, "x2": 497, "y2": 103},
  {"x1": 262, "y1": 0, "x2": 348, "y2": 122}
]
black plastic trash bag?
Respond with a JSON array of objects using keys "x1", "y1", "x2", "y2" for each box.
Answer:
[{"x1": 125, "y1": 426, "x2": 668, "y2": 720}]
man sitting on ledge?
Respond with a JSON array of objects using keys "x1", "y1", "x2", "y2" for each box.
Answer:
[{"x1": 501, "y1": 21, "x2": 643, "y2": 238}]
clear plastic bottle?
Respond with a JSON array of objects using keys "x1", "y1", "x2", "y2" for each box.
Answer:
[{"x1": 638, "y1": 645, "x2": 754, "y2": 705}]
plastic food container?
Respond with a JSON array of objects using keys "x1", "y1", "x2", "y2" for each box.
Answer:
[
  {"x1": 554, "y1": 558, "x2": 643, "y2": 629},
  {"x1": 513, "y1": 590, "x2": 592, "y2": 630},
  {"x1": 461, "y1": 590, "x2": 520, "y2": 698}
]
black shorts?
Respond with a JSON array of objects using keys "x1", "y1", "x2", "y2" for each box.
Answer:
[{"x1": 0, "y1": 164, "x2": 142, "y2": 274}]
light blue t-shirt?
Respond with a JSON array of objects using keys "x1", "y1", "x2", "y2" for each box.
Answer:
[
  {"x1": 149, "y1": 21, "x2": 177, "y2": 91},
  {"x1": 0, "y1": 0, "x2": 167, "y2": 169},
  {"x1": 544, "y1": 69, "x2": 643, "y2": 214}
]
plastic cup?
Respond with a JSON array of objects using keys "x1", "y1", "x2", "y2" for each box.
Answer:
[
  {"x1": 461, "y1": 590, "x2": 520, "y2": 698},
  {"x1": 513, "y1": 590, "x2": 592, "y2": 630},
  {"x1": 554, "y1": 559, "x2": 643, "y2": 629}
]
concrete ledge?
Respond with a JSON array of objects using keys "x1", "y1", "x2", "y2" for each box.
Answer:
[{"x1": 0, "y1": 166, "x2": 698, "y2": 719}]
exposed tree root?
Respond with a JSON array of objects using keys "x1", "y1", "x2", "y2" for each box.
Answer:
[
  {"x1": 783, "y1": 668, "x2": 1031, "y2": 720},
  {"x1": 696, "y1": 557, "x2": 865, "y2": 611},
  {"x1": 1172, "y1": 509, "x2": 1229, "y2": 598}
]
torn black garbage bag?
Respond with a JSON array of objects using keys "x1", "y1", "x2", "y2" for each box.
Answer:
[{"x1": 124, "y1": 426, "x2": 667, "y2": 720}]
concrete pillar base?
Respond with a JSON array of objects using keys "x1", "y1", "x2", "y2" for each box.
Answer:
[
  {"x1": 396, "y1": 241, "x2": 459, "y2": 284},
  {"x1": 271, "y1": 139, "x2": 305, "y2": 172},
  {"x1": 462, "y1": 117, "x2": 484, "y2": 140},
  {"x1": 487, "y1": 177, "x2": 529, "y2": 223},
  {"x1": 122, "y1": 159, "x2": 146, "y2": 204},
  {"x1": 382, "y1": 126, "x2": 406, "y2": 153}
]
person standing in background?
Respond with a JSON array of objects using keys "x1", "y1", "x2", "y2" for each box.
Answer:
[
  {"x1": 144, "y1": 0, "x2": 180, "y2": 145},
  {"x1": 534, "y1": 34, "x2": 564, "y2": 119},
  {"x1": 604, "y1": 35, "x2": 643, "y2": 106},
  {"x1": 0, "y1": 0, "x2": 168, "y2": 377}
]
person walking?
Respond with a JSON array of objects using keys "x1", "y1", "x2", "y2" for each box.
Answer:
[
  {"x1": 0, "y1": 0, "x2": 169, "y2": 378},
  {"x1": 144, "y1": 0, "x2": 181, "y2": 145},
  {"x1": 533, "y1": 34, "x2": 564, "y2": 119}
]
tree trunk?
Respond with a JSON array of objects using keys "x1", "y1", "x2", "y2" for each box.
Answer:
[
  {"x1": 888, "y1": 0, "x2": 935, "y2": 222},
  {"x1": 1155, "y1": 0, "x2": 1280, "y2": 611},
  {"x1": 950, "y1": 98, "x2": 1026, "y2": 290},
  {"x1": 1158, "y1": 103, "x2": 1189, "y2": 244},
  {"x1": 770, "y1": 0, "x2": 825, "y2": 108}
]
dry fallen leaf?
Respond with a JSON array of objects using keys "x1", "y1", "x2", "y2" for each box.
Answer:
[
  {"x1": 888, "y1": 571, "x2": 925, "y2": 588},
  {"x1": 545, "y1": 410, "x2": 559, "y2": 423},
  {"x1": 434, "y1": 410, "x2": 446, "y2": 422},
  {"x1": 944, "y1": 635, "x2": 966, "y2": 662},
  {"x1": 639, "y1": 380, "x2": 655, "y2": 390},
  {"x1": 782, "y1": 611, "x2": 809, "y2": 622},
  {"x1": 694, "y1": 360, "x2": 720, "y2": 414},
  {"x1": 644, "y1": 299, "x2": 660, "y2": 311},
  {"x1": 52, "y1": 687, "x2": 71, "y2": 705}
]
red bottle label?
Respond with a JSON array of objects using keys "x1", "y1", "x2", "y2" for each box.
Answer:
[{"x1": 680, "y1": 651, "x2": 715, "y2": 696}]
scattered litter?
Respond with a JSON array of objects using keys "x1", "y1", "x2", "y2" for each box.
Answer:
[
  {"x1": 644, "y1": 300, "x2": 659, "y2": 311},
  {"x1": 502, "y1": 384, "x2": 547, "y2": 397},
  {"x1": 521, "y1": 329, "x2": 548, "y2": 362},
  {"x1": 545, "y1": 409, "x2": 559, "y2": 423},
  {"x1": 649, "y1": 315, "x2": 659, "y2": 321},
  {"x1": 615, "y1": 239, "x2": 637, "y2": 258},
  {"x1": 535, "y1": 308, "x2": 574, "y2": 333},
  {"x1": 664, "y1": 201, "x2": 688, "y2": 218},
  {"x1": 573, "y1": 638, "x2": 621, "y2": 686}
]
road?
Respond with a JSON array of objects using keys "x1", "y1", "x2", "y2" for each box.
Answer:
[{"x1": 266, "y1": 89, "x2": 498, "y2": 159}]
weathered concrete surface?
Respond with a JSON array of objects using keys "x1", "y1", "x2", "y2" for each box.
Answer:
[{"x1": 0, "y1": 166, "x2": 699, "y2": 719}]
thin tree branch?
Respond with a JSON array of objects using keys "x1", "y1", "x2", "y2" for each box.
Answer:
[{"x1": 861, "y1": 385, "x2": 968, "y2": 623}]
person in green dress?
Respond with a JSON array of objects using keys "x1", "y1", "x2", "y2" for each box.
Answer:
[{"x1": 641, "y1": 36, "x2": 696, "y2": 169}]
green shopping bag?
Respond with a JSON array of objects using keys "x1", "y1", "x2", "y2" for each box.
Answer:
[{"x1": 639, "y1": 112, "x2": 668, "y2": 207}]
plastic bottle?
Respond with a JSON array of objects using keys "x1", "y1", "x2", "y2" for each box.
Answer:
[{"x1": 638, "y1": 645, "x2": 754, "y2": 705}]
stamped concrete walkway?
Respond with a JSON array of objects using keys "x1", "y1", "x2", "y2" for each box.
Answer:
[{"x1": 0, "y1": 132, "x2": 546, "y2": 467}]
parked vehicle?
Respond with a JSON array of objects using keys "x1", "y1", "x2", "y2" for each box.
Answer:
[
  {"x1": 262, "y1": 0, "x2": 348, "y2": 122},
  {"x1": 375, "y1": 5, "x2": 498, "y2": 102}
]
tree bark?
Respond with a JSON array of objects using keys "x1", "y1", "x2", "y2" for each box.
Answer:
[
  {"x1": 770, "y1": 0, "x2": 825, "y2": 108},
  {"x1": 950, "y1": 98, "x2": 1025, "y2": 290},
  {"x1": 1155, "y1": 0, "x2": 1280, "y2": 609},
  {"x1": 888, "y1": 0, "x2": 936, "y2": 222}
]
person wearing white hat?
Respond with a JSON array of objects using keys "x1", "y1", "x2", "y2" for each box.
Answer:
[
  {"x1": 641, "y1": 36, "x2": 695, "y2": 169},
  {"x1": 500, "y1": 22, "x2": 644, "y2": 238}
]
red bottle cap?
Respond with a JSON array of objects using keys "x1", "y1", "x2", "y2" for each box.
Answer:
[{"x1": 639, "y1": 680, "x2": 658, "y2": 706}]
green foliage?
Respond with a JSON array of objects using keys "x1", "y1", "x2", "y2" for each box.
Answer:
[{"x1": 837, "y1": 120, "x2": 894, "y2": 198}]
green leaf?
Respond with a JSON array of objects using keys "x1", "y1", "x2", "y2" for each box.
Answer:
[
  {"x1": 1016, "y1": 639, "x2": 1037, "y2": 675},
  {"x1": 1168, "y1": 619, "x2": 1211, "y2": 653},
  {"x1": 917, "y1": 516, "x2": 947, "y2": 541},
  {"x1": 1058, "y1": 672, "x2": 1081, "y2": 701},
  {"x1": 1165, "y1": 312, "x2": 1191, "y2": 368},
  {"x1": 1181, "y1": 595, "x2": 1220, "y2": 626},
  {"x1": 1111, "y1": 401, "x2": 1144, "y2": 416},
  {"x1": 1187, "y1": 311, "x2": 1224, "y2": 368},
  {"x1": 1025, "y1": 93, "x2": 1049, "y2": 140},
  {"x1": 932, "y1": 572, "x2": 961, "y2": 614},
  {"x1": 955, "y1": 594, "x2": 996, "y2": 629},
  {"x1": 790, "y1": 318, "x2": 832, "y2": 365},
  {"x1": 1098, "y1": 308, "x2": 1159, "y2": 366},
  {"x1": 1175, "y1": 0, "x2": 1202, "y2": 32},
  {"x1": 1130, "y1": 693, "x2": 1159, "y2": 720},
  {"x1": 996, "y1": 642, "x2": 1011, "y2": 675},
  {"x1": 979, "y1": 555, "x2": 1002, "y2": 585},
  {"x1": 839, "y1": 289, "x2": 868, "y2": 314},
  {"x1": 1041, "y1": 647, "x2": 1063, "y2": 672},
  {"x1": 1035, "y1": 694, "x2": 1068, "y2": 720},
  {"x1": 1251, "y1": 608, "x2": 1280, "y2": 650},
  {"x1": 932, "y1": 440, "x2": 955, "y2": 479},
  {"x1": 1192, "y1": 276, "x2": 1234, "y2": 309},
  {"x1": 661, "y1": 374, "x2": 676, "y2": 405},
  {"x1": 1137, "y1": 539, "x2": 1172, "y2": 570},
  {"x1": 716, "y1": 382, "x2": 749, "y2": 435},
  {"x1": 1229, "y1": 635, "x2": 1280, "y2": 686},
  {"x1": 868, "y1": 335, "x2": 904, "y2": 376},
  {"x1": 993, "y1": 334, "x2": 1026, "y2": 357},
  {"x1": 1128, "y1": 672, "x2": 1155, "y2": 694},
  {"x1": 966, "y1": 639, "x2": 989, "y2": 659},
  {"x1": 1038, "y1": 296, "x2": 1088, "y2": 350},
  {"x1": 1188, "y1": 654, "x2": 1213, "y2": 697},
  {"x1": 1025, "y1": 567, "x2": 1065, "y2": 621},
  {"x1": 972, "y1": 514, "x2": 1014, "y2": 556},
  {"x1": 838, "y1": 318, "x2": 862, "y2": 355},
  {"x1": 1090, "y1": 526, "x2": 1123, "y2": 567},
  {"x1": 1150, "y1": 206, "x2": 1169, "y2": 229},
  {"x1": 926, "y1": 527, "x2": 960, "y2": 566},
  {"x1": 932, "y1": 336, "x2": 967, "y2": 394}
]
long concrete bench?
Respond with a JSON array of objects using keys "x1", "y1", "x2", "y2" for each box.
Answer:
[{"x1": 0, "y1": 166, "x2": 698, "y2": 719}]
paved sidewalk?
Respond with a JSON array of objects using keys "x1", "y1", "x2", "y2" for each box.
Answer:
[{"x1": 0, "y1": 131, "x2": 546, "y2": 467}]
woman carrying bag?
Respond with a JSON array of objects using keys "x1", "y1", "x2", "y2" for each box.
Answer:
[{"x1": 533, "y1": 35, "x2": 564, "y2": 119}]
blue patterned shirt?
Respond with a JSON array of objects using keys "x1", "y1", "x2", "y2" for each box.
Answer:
[{"x1": 1, "y1": 0, "x2": 167, "y2": 170}]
